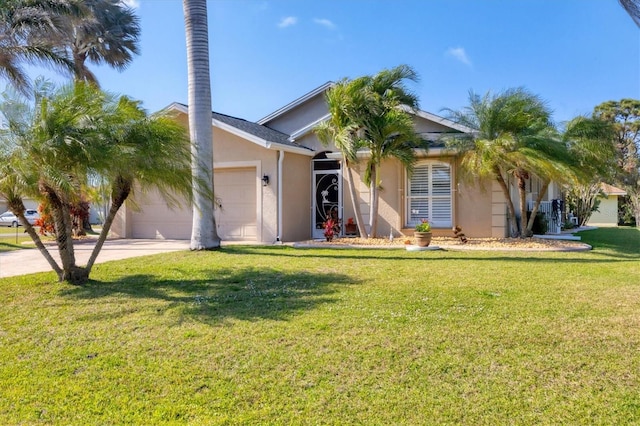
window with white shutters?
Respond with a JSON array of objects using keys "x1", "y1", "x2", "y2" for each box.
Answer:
[{"x1": 406, "y1": 162, "x2": 452, "y2": 228}]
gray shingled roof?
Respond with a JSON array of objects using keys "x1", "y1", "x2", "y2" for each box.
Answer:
[{"x1": 175, "y1": 103, "x2": 313, "y2": 151}]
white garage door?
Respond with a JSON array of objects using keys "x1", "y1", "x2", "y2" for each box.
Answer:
[
  {"x1": 130, "y1": 190, "x2": 192, "y2": 239},
  {"x1": 215, "y1": 168, "x2": 257, "y2": 241},
  {"x1": 130, "y1": 167, "x2": 257, "y2": 241}
]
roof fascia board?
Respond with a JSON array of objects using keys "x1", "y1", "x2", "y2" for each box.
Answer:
[
  {"x1": 257, "y1": 82, "x2": 334, "y2": 125},
  {"x1": 288, "y1": 113, "x2": 331, "y2": 141},
  {"x1": 399, "y1": 105, "x2": 475, "y2": 134},
  {"x1": 212, "y1": 118, "x2": 269, "y2": 149},
  {"x1": 163, "y1": 102, "x2": 188, "y2": 115},
  {"x1": 331, "y1": 147, "x2": 450, "y2": 160},
  {"x1": 273, "y1": 143, "x2": 316, "y2": 156},
  {"x1": 161, "y1": 103, "x2": 313, "y2": 156},
  {"x1": 210, "y1": 118, "x2": 313, "y2": 155},
  {"x1": 601, "y1": 183, "x2": 627, "y2": 196}
]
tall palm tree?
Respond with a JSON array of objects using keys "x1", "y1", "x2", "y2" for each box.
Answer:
[
  {"x1": 317, "y1": 65, "x2": 421, "y2": 238},
  {"x1": 55, "y1": 0, "x2": 141, "y2": 84},
  {"x1": 356, "y1": 65, "x2": 422, "y2": 237},
  {"x1": 183, "y1": 0, "x2": 220, "y2": 250},
  {"x1": 0, "y1": 82, "x2": 193, "y2": 283},
  {"x1": 0, "y1": 0, "x2": 75, "y2": 94},
  {"x1": 315, "y1": 79, "x2": 368, "y2": 238},
  {"x1": 619, "y1": 0, "x2": 640, "y2": 27},
  {"x1": 445, "y1": 88, "x2": 557, "y2": 237}
]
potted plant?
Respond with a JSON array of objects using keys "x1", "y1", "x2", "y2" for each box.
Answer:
[
  {"x1": 344, "y1": 217, "x2": 357, "y2": 236},
  {"x1": 414, "y1": 219, "x2": 432, "y2": 247}
]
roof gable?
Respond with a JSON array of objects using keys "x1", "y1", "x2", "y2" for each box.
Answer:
[
  {"x1": 164, "y1": 103, "x2": 314, "y2": 156},
  {"x1": 257, "y1": 82, "x2": 333, "y2": 126}
]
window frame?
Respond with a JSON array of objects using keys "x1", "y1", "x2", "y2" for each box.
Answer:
[{"x1": 405, "y1": 160, "x2": 453, "y2": 228}]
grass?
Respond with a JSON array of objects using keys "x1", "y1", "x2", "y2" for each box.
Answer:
[
  {"x1": 0, "y1": 227, "x2": 639, "y2": 424},
  {"x1": 0, "y1": 226, "x2": 35, "y2": 252},
  {"x1": 0, "y1": 225, "x2": 88, "y2": 252}
]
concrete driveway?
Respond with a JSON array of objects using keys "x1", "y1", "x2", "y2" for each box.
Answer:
[{"x1": 0, "y1": 239, "x2": 190, "y2": 279}]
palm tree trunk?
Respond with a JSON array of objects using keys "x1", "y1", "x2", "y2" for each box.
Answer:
[
  {"x1": 40, "y1": 183, "x2": 81, "y2": 281},
  {"x1": 85, "y1": 176, "x2": 132, "y2": 275},
  {"x1": 495, "y1": 169, "x2": 519, "y2": 237},
  {"x1": 526, "y1": 179, "x2": 550, "y2": 233},
  {"x1": 183, "y1": 0, "x2": 220, "y2": 250},
  {"x1": 55, "y1": 202, "x2": 87, "y2": 283},
  {"x1": 517, "y1": 172, "x2": 529, "y2": 238},
  {"x1": 8, "y1": 199, "x2": 63, "y2": 279},
  {"x1": 369, "y1": 165, "x2": 379, "y2": 238},
  {"x1": 629, "y1": 189, "x2": 640, "y2": 228},
  {"x1": 344, "y1": 161, "x2": 368, "y2": 239}
]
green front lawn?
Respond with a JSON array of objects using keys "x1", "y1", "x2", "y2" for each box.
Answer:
[
  {"x1": 0, "y1": 227, "x2": 35, "y2": 252},
  {"x1": 1, "y1": 228, "x2": 639, "y2": 424}
]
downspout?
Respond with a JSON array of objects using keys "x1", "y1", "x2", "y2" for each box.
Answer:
[{"x1": 276, "y1": 150, "x2": 284, "y2": 243}]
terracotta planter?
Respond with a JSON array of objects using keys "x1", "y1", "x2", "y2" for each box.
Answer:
[
  {"x1": 345, "y1": 224, "x2": 358, "y2": 236},
  {"x1": 414, "y1": 231, "x2": 432, "y2": 247}
]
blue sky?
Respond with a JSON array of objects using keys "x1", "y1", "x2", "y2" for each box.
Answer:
[{"x1": 18, "y1": 0, "x2": 640, "y2": 124}]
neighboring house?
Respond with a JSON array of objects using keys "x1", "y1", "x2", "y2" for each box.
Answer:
[
  {"x1": 587, "y1": 183, "x2": 626, "y2": 227},
  {"x1": 111, "y1": 83, "x2": 559, "y2": 243}
]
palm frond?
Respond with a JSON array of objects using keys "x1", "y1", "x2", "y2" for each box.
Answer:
[{"x1": 620, "y1": 0, "x2": 640, "y2": 26}]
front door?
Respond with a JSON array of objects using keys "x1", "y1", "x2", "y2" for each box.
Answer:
[{"x1": 312, "y1": 159, "x2": 341, "y2": 239}]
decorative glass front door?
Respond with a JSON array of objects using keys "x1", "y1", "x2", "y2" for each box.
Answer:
[{"x1": 312, "y1": 159, "x2": 341, "y2": 239}]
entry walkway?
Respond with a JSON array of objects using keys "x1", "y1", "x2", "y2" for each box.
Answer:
[{"x1": 0, "y1": 239, "x2": 190, "y2": 279}]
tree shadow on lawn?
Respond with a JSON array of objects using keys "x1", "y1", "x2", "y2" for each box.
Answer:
[
  {"x1": 60, "y1": 267, "x2": 359, "y2": 324},
  {"x1": 222, "y1": 245, "x2": 639, "y2": 264}
]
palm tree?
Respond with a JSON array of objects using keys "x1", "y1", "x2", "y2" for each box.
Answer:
[
  {"x1": 315, "y1": 79, "x2": 368, "y2": 238},
  {"x1": 0, "y1": 0, "x2": 75, "y2": 94},
  {"x1": 361, "y1": 102, "x2": 423, "y2": 238},
  {"x1": 356, "y1": 65, "x2": 422, "y2": 237},
  {"x1": 316, "y1": 65, "x2": 422, "y2": 238},
  {"x1": 84, "y1": 97, "x2": 193, "y2": 276},
  {"x1": 183, "y1": 0, "x2": 220, "y2": 250},
  {"x1": 619, "y1": 0, "x2": 640, "y2": 27},
  {"x1": 54, "y1": 0, "x2": 141, "y2": 84},
  {"x1": 0, "y1": 82, "x2": 193, "y2": 283},
  {"x1": 445, "y1": 88, "x2": 557, "y2": 237}
]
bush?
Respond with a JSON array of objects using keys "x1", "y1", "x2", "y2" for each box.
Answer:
[{"x1": 527, "y1": 211, "x2": 548, "y2": 235}]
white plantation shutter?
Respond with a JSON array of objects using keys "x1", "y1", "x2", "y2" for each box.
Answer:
[{"x1": 407, "y1": 162, "x2": 452, "y2": 228}]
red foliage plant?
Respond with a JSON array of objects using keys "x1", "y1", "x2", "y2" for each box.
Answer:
[
  {"x1": 323, "y1": 218, "x2": 340, "y2": 241},
  {"x1": 35, "y1": 199, "x2": 90, "y2": 237}
]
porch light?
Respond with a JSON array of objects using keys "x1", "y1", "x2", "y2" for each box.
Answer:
[{"x1": 262, "y1": 175, "x2": 270, "y2": 186}]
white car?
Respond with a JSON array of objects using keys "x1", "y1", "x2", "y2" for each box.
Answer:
[{"x1": 0, "y1": 210, "x2": 40, "y2": 227}]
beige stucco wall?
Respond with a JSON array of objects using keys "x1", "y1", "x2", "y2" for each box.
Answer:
[
  {"x1": 587, "y1": 195, "x2": 619, "y2": 227},
  {"x1": 281, "y1": 153, "x2": 312, "y2": 242},
  {"x1": 340, "y1": 155, "x2": 506, "y2": 239},
  {"x1": 340, "y1": 162, "x2": 368, "y2": 232},
  {"x1": 455, "y1": 177, "x2": 502, "y2": 238},
  {"x1": 340, "y1": 159, "x2": 402, "y2": 238},
  {"x1": 375, "y1": 158, "x2": 404, "y2": 237},
  {"x1": 113, "y1": 111, "x2": 288, "y2": 243}
]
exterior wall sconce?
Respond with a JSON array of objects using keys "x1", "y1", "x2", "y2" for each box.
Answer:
[{"x1": 262, "y1": 175, "x2": 270, "y2": 187}]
